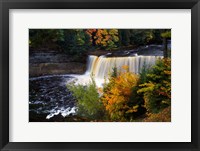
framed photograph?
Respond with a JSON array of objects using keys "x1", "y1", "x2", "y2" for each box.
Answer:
[{"x1": 0, "y1": 0, "x2": 199, "y2": 150}]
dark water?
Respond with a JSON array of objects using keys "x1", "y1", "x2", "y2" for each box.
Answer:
[{"x1": 29, "y1": 75, "x2": 77, "y2": 121}]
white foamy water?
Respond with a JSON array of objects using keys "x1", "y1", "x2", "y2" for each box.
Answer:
[
  {"x1": 46, "y1": 106, "x2": 77, "y2": 119},
  {"x1": 30, "y1": 55, "x2": 162, "y2": 120},
  {"x1": 66, "y1": 74, "x2": 106, "y2": 88},
  {"x1": 71, "y1": 55, "x2": 162, "y2": 87}
]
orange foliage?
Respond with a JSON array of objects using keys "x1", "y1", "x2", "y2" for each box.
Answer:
[
  {"x1": 101, "y1": 67, "x2": 139, "y2": 121},
  {"x1": 85, "y1": 29, "x2": 118, "y2": 49}
]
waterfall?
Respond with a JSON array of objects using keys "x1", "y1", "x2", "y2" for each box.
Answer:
[
  {"x1": 85, "y1": 55, "x2": 162, "y2": 79},
  {"x1": 85, "y1": 55, "x2": 98, "y2": 75}
]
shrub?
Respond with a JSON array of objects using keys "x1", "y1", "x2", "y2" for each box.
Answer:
[
  {"x1": 101, "y1": 66, "x2": 141, "y2": 121},
  {"x1": 143, "y1": 106, "x2": 171, "y2": 122},
  {"x1": 139, "y1": 62, "x2": 151, "y2": 84},
  {"x1": 67, "y1": 77, "x2": 105, "y2": 120},
  {"x1": 137, "y1": 58, "x2": 171, "y2": 113}
]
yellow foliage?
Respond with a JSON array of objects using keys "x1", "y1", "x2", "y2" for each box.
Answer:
[{"x1": 101, "y1": 67, "x2": 139, "y2": 121}]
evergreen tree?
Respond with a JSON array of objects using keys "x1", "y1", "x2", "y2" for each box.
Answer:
[{"x1": 118, "y1": 29, "x2": 131, "y2": 46}]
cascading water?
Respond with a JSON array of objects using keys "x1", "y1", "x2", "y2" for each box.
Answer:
[
  {"x1": 85, "y1": 55, "x2": 98, "y2": 75},
  {"x1": 29, "y1": 54, "x2": 162, "y2": 121},
  {"x1": 84, "y1": 55, "x2": 162, "y2": 79}
]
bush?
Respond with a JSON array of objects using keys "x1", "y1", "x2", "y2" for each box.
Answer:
[
  {"x1": 139, "y1": 62, "x2": 151, "y2": 84},
  {"x1": 137, "y1": 58, "x2": 171, "y2": 113},
  {"x1": 143, "y1": 106, "x2": 171, "y2": 122},
  {"x1": 67, "y1": 58, "x2": 171, "y2": 122},
  {"x1": 101, "y1": 66, "x2": 141, "y2": 121},
  {"x1": 67, "y1": 77, "x2": 105, "y2": 120}
]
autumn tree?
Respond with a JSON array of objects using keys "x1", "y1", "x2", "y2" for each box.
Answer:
[
  {"x1": 29, "y1": 29, "x2": 170, "y2": 54},
  {"x1": 85, "y1": 29, "x2": 98, "y2": 47},
  {"x1": 86, "y1": 29, "x2": 119, "y2": 50}
]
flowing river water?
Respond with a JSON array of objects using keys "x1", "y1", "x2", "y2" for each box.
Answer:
[{"x1": 29, "y1": 55, "x2": 162, "y2": 121}]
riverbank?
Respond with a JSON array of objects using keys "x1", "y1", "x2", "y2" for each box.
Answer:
[
  {"x1": 29, "y1": 51, "x2": 87, "y2": 77},
  {"x1": 30, "y1": 62, "x2": 86, "y2": 77}
]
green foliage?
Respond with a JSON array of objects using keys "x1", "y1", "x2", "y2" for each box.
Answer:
[
  {"x1": 29, "y1": 29, "x2": 91, "y2": 56},
  {"x1": 67, "y1": 59, "x2": 171, "y2": 122},
  {"x1": 118, "y1": 29, "x2": 131, "y2": 46},
  {"x1": 29, "y1": 29, "x2": 171, "y2": 53},
  {"x1": 105, "y1": 39, "x2": 117, "y2": 50},
  {"x1": 137, "y1": 58, "x2": 171, "y2": 113},
  {"x1": 59, "y1": 29, "x2": 91, "y2": 56},
  {"x1": 161, "y1": 30, "x2": 171, "y2": 38},
  {"x1": 129, "y1": 29, "x2": 163, "y2": 46},
  {"x1": 151, "y1": 29, "x2": 164, "y2": 44},
  {"x1": 111, "y1": 65, "x2": 118, "y2": 78},
  {"x1": 29, "y1": 29, "x2": 65, "y2": 50},
  {"x1": 67, "y1": 77, "x2": 105, "y2": 120},
  {"x1": 139, "y1": 62, "x2": 151, "y2": 84},
  {"x1": 102, "y1": 29, "x2": 119, "y2": 50},
  {"x1": 117, "y1": 29, "x2": 166, "y2": 47}
]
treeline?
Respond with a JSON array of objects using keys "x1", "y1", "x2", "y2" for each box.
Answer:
[{"x1": 29, "y1": 29, "x2": 171, "y2": 55}]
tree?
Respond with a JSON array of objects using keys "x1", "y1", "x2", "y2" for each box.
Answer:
[
  {"x1": 161, "y1": 29, "x2": 171, "y2": 58},
  {"x1": 29, "y1": 29, "x2": 171, "y2": 55},
  {"x1": 29, "y1": 29, "x2": 65, "y2": 50},
  {"x1": 129, "y1": 29, "x2": 155, "y2": 46},
  {"x1": 118, "y1": 29, "x2": 131, "y2": 46},
  {"x1": 86, "y1": 29, "x2": 98, "y2": 47},
  {"x1": 86, "y1": 29, "x2": 119, "y2": 50},
  {"x1": 61, "y1": 29, "x2": 91, "y2": 55}
]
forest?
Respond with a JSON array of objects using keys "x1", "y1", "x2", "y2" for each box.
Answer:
[
  {"x1": 29, "y1": 29, "x2": 171, "y2": 57},
  {"x1": 29, "y1": 29, "x2": 171, "y2": 122}
]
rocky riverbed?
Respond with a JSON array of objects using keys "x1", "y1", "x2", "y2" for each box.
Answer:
[{"x1": 29, "y1": 51, "x2": 87, "y2": 77}]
